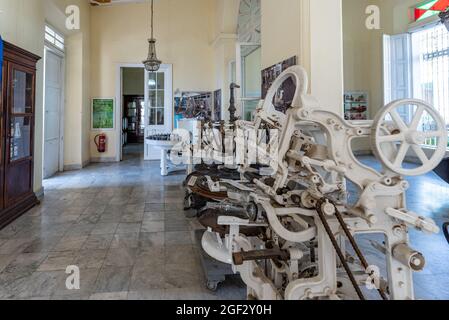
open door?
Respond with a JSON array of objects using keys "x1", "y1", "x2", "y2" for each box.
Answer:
[
  {"x1": 236, "y1": 42, "x2": 262, "y2": 121},
  {"x1": 383, "y1": 33, "x2": 412, "y2": 122},
  {"x1": 144, "y1": 64, "x2": 173, "y2": 160}
]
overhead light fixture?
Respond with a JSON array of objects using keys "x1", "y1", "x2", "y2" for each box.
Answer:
[
  {"x1": 143, "y1": 0, "x2": 162, "y2": 72},
  {"x1": 440, "y1": 8, "x2": 449, "y2": 32}
]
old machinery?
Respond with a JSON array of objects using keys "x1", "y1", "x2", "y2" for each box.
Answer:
[{"x1": 184, "y1": 66, "x2": 447, "y2": 300}]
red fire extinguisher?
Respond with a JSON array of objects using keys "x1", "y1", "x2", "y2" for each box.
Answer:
[{"x1": 94, "y1": 134, "x2": 107, "y2": 153}]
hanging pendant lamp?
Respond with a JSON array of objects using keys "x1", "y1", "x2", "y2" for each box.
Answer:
[{"x1": 143, "y1": 0, "x2": 162, "y2": 72}]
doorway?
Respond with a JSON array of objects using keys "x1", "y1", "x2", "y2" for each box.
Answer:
[
  {"x1": 43, "y1": 47, "x2": 64, "y2": 179},
  {"x1": 121, "y1": 67, "x2": 145, "y2": 160}
]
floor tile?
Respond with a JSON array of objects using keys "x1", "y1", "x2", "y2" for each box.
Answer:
[
  {"x1": 83, "y1": 234, "x2": 114, "y2": 250},
  {"x1": 116, "y1": 223, "x2": 141, "y2": 234},
  {"x1": 74, "y1": 249, "x2": 107, "y2": 269},
  {"x1": 104, "y1": 248, "x2": 138, "y2": 267},
  {"x1": 94, "y1": 266, "x2": 132, "y2": 293},
  {"x1": 141, "y1": 220, "x2": 165, "y2": 233},
  {"x1": 91, "y1": 223, "x2": 119, "y2": 235},
  {"x1": 52, "y1": 236, "x2": 88, "y2": 252},
  {"x1": 38, "y1": 251, "x2": 77, "y2": 271}
]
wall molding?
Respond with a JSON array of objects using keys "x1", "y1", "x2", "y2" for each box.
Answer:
[{"x1": 211, "y1": 33, "x2": 238, "y2": 48}]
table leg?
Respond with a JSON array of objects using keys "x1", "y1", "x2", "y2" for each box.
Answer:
[{"x1": 161, "y1": 149, "x2": 168, "y2": 176}]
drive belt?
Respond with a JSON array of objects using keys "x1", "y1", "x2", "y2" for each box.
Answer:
[
  {"x1": 315, "y1": 198, "x2": 366, "y2": 300},
  {"x1": 316, "y1": 198, "x2": 388, "y2": 300}
]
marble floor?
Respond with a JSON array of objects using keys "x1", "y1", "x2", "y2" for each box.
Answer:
[{"x1": 0, "y1": 153, "x2": 447, "y2": 300}]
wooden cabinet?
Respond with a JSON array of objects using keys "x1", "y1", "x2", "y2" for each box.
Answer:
[
  {"x1": 0, "y1": 41, "x2": 40, "y2": 230},
  {"x1": 123, "y1": 95, "x2": 145, "y2": 144}
]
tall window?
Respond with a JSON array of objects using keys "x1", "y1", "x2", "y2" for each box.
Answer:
[
  {"x1": 148, "y1": 72, "x2": 165, "y2": 126},
  {"x1": 45, "y1": 25, "x2": 64, "y2": 52},
  {"x1": 411, "y1": 24, "x2": 449, "y2": 146}
]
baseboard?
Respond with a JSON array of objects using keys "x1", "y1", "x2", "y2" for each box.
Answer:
[
  {"x1": 82, "y1": 159, "x2": 90, "y2": 168},
  {"x1": 90, "y1": 157, "x2": 117, "y2": 163},
  {"x1": 34, "y1": 187, "x2": 45, "y2": 201},
  {"x1": 64, "y1": 163, "x2": 83, "y2": 171}
]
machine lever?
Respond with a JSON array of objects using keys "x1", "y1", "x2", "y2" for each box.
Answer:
[{"x1": 233, "y1": 249, "x2": 290, "y2": 266}]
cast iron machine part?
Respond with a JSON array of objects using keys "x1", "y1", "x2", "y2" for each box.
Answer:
[
  {"x1": 444, "y1": 222, "x2": 449, "y2": 245},
  {"x1": 229, "y1": 83, "x2": 240, "y2": 123},
  {"x1": 186, "y1": 66, "x2": 445, "y2": 300}
]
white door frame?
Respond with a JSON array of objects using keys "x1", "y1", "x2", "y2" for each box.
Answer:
[
  {"x1": 144, "y1": 64, "x2": 173, "y2": 161},
  {"x1": 43, "y1": 46, "x2": 65, "y2": 176},
  {"x1": 236, "y1": 42, "x2": 261, "y2": 120},
  {"x1": 115, "y1": 63, "x2": 145, "y2": 162}
]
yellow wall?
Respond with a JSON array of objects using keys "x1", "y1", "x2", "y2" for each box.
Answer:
[
  {"x1": 342, "y1": 0, "x2": 424, "y2": 151},
  {"x1": 261, "y1": 0, "x2": 344, "y2": 113},
  {"x1": 212, "y1": 0, "x2": 239, "y2": 121},
  {"x1": 260, "y1": 0, "x2": 301, "y2": 69},
  {"x1": 90, "y1": 0, "x2": 216, "y2": 161},
  {"x1": 0, "y1": 0, "x2": 45, "y2": 194}
]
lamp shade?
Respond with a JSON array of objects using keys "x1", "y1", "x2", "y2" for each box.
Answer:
[{"x1": 143, "y1": 38, "x2": 162, "y2": 72}]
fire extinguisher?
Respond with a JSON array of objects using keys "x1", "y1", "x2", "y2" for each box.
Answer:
[{"x1": 94, "y1": 134, "x2": 107, "y2": 153}]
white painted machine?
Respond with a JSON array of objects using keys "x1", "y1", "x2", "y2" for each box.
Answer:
[{"x1": 187, "y1": 66, "x2": 447, "y2": 300}]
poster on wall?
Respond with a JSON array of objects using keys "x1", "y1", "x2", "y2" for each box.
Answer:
[
  {"x1": 174, "y1": 91, "x2": 213, "y2": 126},
  {"x1": 214, "y1": 89, "x2": 222, "y2": 121},
  {"x1": 92, "y1": 98, "x2": 115, "y2": 130},
  {"x1": 261, "y1": 56, "x2": 297, "y2": 114}
]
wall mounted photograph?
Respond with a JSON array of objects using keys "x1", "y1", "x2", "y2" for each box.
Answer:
[
  {"x1": 261, "y1": 56, "x2": 297, "y2": 114},
  {"x1": 174, "y1": 91, "x2": 213, "y2": 125},
  {"x1": 92, "y1": 98, "x2": 115, "y2": 130},
  {"x1": 214, "y1": 89, "x2": 222, "y2": 121}
]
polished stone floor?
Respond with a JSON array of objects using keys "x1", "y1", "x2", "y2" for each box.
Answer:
[
  {"x1": 0, "y1": 146, "x2": 245, "y2": 300},
  {"x1": 0, "y1": 150, "x2": 447, "y2": 300}
]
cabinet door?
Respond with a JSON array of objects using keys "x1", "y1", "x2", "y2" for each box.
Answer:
[
  {"x1": 4, "y1": 63, "x2": 35, "y2": 206},
  {"x1": 0, "y1": 62, "x2": 5, "y2": 210}
]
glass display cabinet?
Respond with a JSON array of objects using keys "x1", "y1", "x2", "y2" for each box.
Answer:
[{"x1": 0, "y1": 41, "x2": 40, "y2": 229}]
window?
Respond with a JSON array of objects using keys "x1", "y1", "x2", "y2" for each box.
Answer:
[
  {"x1": 148, "y1": 72, "x2": 165, "y2": 126},
  {"x1": 413, "y1": 0, "x2": 449, "y2": 22},
  {"x1": 238, "y1": 44, "x2": 261, "y2": 121},
  {"x1": 411, "y1": 24, "x2": 449, "y2": 147},
  {"x1": 45, "y1": 25, "x2": 65, "y2": 52}
]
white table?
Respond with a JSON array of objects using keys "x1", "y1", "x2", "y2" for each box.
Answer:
[{"x1": 146, "y1": 138, "x2": 192, "y2": 176}]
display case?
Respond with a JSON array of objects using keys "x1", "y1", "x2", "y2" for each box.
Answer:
[
  {"x1": 0, "y1": 41, "x2": 40, "y2": 230},
  {"x1": 344, "y1": 91, "x2": 369, "y2": 121},
  {"x1": 123, "y1": 95, "x2": 145, "y2": 144}
]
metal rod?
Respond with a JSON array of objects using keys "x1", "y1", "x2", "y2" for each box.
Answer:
[
  {"x1": 315, "y1": 200, "x2": 365, "y2": 300},
  {"x1": 332, "y1": 206, "x2": 388, "y2": 300}
]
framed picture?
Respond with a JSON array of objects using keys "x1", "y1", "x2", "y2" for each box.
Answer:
[
  {"x1": 261, "y1": 56, "x2": 297, "y2": 114},
  {"x1": 214, "y1": 89, "x2": 222, "y2": 121},
  {"x1": 92, "y1": 98, "x2": 115, "y2": 130},
  {"x1": 343, "y1": 91, "x2": 369, "y2": 121}
]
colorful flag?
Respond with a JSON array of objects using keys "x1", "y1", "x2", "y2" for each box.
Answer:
[{"x1": 415, "y1": 0, "x2": 449, "y2": 22}]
